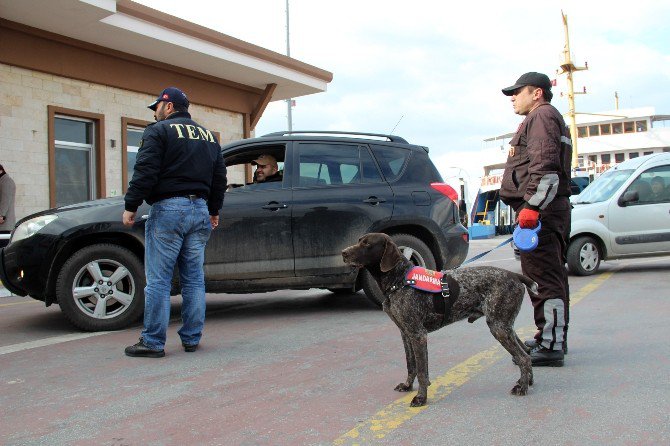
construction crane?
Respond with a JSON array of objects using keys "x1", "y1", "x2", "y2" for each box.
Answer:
[{"x1": 557, "y1": 10, "x2": 588, "y2": 170}]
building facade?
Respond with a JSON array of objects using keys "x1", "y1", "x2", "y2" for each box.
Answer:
[{"x1": 0, "y1": 0, "x2": 332, "y2": 221}]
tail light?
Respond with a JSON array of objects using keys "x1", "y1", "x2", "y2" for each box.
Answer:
[{"x1": 430, "y1": 182, "x2": 458, "y2": 202}]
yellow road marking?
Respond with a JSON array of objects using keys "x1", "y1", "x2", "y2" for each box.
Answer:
[
  {"x1": 570, "y1": 271, "x2": 615, "y2": 305},
  {"x1": 333, "y1": 271, "x2": 616, "y2": 445}
]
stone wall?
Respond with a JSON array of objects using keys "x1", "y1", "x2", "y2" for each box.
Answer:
[{"x1": 0, "y1": 63, "x2": 246, "y2": 221}]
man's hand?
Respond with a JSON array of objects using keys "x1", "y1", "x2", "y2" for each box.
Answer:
[
  {"x1": 0, "y1": 216, "x2": 5, "y2": 224},
  {"x1": 122, "y1": 211, "x2": 136, "y2": 227},
  {"x1": 210, "y1": 215, "x2": 219, "y2": 229},
  {"x1": 518, "y1": 208, "x2": 540, "y2": 229}
]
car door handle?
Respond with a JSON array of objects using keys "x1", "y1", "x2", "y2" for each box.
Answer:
[
  {"x1": 363, "y1": 196, "x2": 387, "y2": 205},
  {"x1": 262, "y1": 202, "x2": 288, "y2": 211}
]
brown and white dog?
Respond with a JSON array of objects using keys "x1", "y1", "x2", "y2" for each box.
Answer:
[{"x1": 342, "y1": 233, "x2": 536, "y2": 406}]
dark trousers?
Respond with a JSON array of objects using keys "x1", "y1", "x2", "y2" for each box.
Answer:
[{"x1": 517, "y1": 196, "x2": 571, "y2": 350}]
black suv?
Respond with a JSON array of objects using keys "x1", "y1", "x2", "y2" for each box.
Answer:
[{"x1": 0, "y1": 131, "x2": 469, "y2": 331}]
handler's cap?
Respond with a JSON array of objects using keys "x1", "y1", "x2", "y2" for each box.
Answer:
[
  {"x1": 502, "y1": 72, "x2": 552, "y2": 96},
  {"x1": 148, "y1": 87, "x2": 189, "y2": 111},
  {"x1": 251, "y1": 154, "x2": 277, "y2": 167}
]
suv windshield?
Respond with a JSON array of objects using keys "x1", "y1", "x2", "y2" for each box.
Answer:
[{"x1": 574, "y1": 168, "x2": 634, "y2": 204}]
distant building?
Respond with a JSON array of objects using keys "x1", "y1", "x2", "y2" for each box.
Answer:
[
  {"x1": 473, "y1": 107, "x2": 670, "y2": 232},
  {"x1": 0, "y1": 0, "x2": 332, "y2": 221}
]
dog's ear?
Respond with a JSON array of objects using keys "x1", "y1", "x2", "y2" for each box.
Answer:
[{"x1": 380, "y1": 237, "x2": 403, "y2": 272}]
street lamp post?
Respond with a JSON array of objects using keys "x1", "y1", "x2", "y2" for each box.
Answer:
[{"x1": 285, "y1": 0, "x2": 293, "y2": 131}]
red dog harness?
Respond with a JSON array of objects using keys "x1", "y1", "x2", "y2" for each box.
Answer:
[
  {"x1": 390, "y1": 266, "x2": 459, "y2": 324},
  {"x1": 405, "y1": 266, "x2": 446, "y2": 294}
]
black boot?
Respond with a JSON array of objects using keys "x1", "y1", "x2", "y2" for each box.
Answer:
[
  {"x1": 182, "y1": 342, "x2": 198, "y2": 352},
  {"x1": 524, "y1": 338, "x2": 568, "y2": 354},
  {"x1": 125, "y1": 338, "x2": 165, "y2": 358},
  {"x1": 529, "y1": 344, "x2": 564, "y2": 367}
]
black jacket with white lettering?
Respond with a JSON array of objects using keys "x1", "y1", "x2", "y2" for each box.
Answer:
[{"x1": 124, "y1": 111, "x2": 227, "y2": 215}]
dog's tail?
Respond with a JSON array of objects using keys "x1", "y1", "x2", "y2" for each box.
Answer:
[{"x1": 516, "y1": 273, "x2": 539, "y2": 295}]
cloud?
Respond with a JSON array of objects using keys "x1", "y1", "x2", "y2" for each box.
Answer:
[{"x1": 135, "y1": 0, "x2": 670, "y2": 174}]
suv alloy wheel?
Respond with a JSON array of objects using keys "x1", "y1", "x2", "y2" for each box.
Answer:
[{"x1": 56, "y1": 244, "x2": 145, "y2": 331}]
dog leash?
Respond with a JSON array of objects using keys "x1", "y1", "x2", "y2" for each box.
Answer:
[{"x1": 458, "y1": 236, "x2": 514, "y2": 267}]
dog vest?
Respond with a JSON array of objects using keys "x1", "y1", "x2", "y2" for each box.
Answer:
[{"x1": 403, "y1": 266, "x2": 459, "y2": 324}]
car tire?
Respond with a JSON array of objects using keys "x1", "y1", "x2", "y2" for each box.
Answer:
[
  {"x1": 567, "y1": 236, "x2": 601, "y2": 276},
  {"x1": 362, "y1": 233, "x2": 436, "y2": 307},
  {"x1": 56, "y1": 244, "x2": 145, "y2": 331}
]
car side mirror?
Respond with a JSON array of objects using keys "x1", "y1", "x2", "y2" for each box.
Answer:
[{"x1": 618, "y1": 190, "x2": 639, "y2": 207}]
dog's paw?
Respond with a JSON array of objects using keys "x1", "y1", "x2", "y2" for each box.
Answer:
[
  {"x1": 394, "y1": 383, "x2": 413, "y2": 392},
  {"x1": 510, "y1": 384, "x2": 528, "y2": 396},
  {"x1": 410, "y1": 395, "x2": 427, "y2": 407}
]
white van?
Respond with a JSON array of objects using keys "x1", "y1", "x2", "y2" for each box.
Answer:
[{"x1": 568, "y1": 152, "x2": 670, "y2": 275}]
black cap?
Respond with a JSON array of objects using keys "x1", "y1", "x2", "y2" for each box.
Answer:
[
  {"x1": 502, "y1": 72, "x2": 552, "y2": 96},
  {"x1": 148, "y1": 87, "x2": 190, "y2": 110}
]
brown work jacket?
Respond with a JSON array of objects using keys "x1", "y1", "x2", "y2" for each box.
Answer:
[{"x1": 500, "y1": 103, "x2": 572, "y2": 211}]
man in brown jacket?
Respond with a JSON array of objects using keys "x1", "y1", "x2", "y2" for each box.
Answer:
[{"x1": 500, "y1": 72, "x2": 572, "y2": 367}]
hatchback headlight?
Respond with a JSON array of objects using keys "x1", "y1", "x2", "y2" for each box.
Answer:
[{"x1": 11, "y1": 215, "x2": 58, "y2": 243}]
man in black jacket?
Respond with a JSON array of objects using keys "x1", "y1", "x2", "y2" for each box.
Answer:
[{"x1": 123, "y1": 87, "x2": 227, "y2": 358}]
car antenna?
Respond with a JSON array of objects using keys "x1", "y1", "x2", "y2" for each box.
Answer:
[{"x1": 389, "y1": 115, "x2": 404, "y2": 135}]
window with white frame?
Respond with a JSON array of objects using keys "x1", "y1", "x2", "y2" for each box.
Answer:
[
  {"x1": 126, "y1": 126, "x2": 144, "y2": 186},
  {"x1": 54, "y1": 116, "x2": 96, "y2": 207}
]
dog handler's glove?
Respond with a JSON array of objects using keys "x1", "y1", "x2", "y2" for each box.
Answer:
[{"x1": 518, "y1": 208, "x2": 540, "y2": 229}]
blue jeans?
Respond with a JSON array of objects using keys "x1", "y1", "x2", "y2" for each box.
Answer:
[{"x1": 141, "y1": 197, "x2": 212, "y2": 350}]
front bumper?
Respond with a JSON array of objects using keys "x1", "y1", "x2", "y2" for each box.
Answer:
[{"x1": 0, "y1": 247, "x2": 28, "y2": 296}]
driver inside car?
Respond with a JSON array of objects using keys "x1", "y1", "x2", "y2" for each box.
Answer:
[{"x1": 252, "y1": 154, "x2": 283, "y2": 183}]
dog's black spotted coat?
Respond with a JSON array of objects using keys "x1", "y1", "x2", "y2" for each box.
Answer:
[{"x1": 342, "y1": 233, "x2": 536, "y2": 407}]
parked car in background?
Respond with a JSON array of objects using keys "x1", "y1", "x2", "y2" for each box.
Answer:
[
  {"x1": 0, "y1": 131, "x2": 469, "y2": 331},
  {"x1": 567, "y1": 152, "x2": 670, "y2": 275},
  {"x1": 570, "y1": 176, "x2": 591, "y2": 195}
]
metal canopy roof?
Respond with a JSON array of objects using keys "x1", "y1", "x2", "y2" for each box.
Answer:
[{"x1": 0, "y1": 0, "x2": 332, "y2": 101}]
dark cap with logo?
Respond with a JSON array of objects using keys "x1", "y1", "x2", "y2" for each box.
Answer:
[
  {"x1": 148, "y1": 87, "x2": 190, "y2": 111},
  {"x1": 502, "y1": 72, "x2": 552, "y2": 96}
]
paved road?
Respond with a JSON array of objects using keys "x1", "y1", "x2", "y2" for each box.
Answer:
[{"x1": 1, "y1": 237, "x2": 669, "y2": 445}]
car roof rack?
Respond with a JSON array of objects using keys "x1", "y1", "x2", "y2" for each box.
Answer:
[{"x1": 261, "y1": 130, "x2": 409, "y2": 144}]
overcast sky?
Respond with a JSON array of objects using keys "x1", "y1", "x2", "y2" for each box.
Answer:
[{"x1": 136, "y1": 0, "x2": 670, "y2": 182}]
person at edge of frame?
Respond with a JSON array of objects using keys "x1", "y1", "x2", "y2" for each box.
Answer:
[{"x1": 0, "y1": 163, "x2": 16, "y2": 249}]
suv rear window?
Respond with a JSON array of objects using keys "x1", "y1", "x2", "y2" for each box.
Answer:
[
  {"x1": 297, "y1": 143, "x2": 384, "y2": 186},
  {"x1": 369, "y1": 145, "x2": 410, "y2": 181}
]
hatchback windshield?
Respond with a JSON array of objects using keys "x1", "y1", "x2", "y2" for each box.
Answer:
[{"x1": 574, "y1": 168, "x2": 634, "y2": 204}]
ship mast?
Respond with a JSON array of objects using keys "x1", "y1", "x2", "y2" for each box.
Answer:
[{"x1": 557, "y1": 11, "x2": 588, "y2": 170}]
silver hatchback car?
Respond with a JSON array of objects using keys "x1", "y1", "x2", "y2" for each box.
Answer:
[{"x1": 568, "y1": 152, "x2": 670, "y2": 275}]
